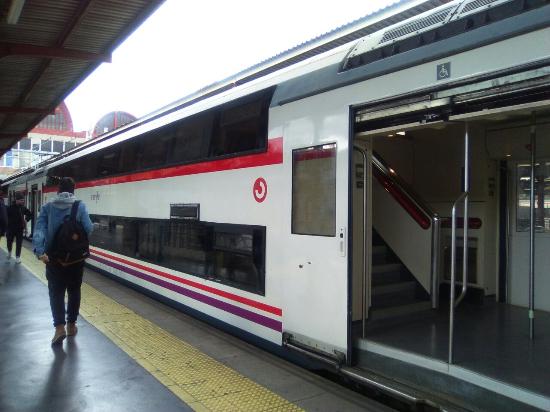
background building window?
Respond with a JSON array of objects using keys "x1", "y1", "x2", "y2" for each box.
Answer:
[
  {"x1": 52, "y1": 141, "x2": 64, "y2": 153},
  {"x1": 41, "y1": 139, "x2": 52, "y2": 152},
  {"x1": 19, "y1": 138, "x2": 31, "y2": 150}
]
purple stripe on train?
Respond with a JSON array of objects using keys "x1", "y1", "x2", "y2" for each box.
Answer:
[{"x1": 89, "y1": 255, "x2": 282, "y2": 332}]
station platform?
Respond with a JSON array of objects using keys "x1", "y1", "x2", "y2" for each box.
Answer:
[{"x1": 0, "y1": 242, "x2": 392, "y2": 412}]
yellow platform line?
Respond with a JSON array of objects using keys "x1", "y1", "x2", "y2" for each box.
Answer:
[{"x1": 4, "y1": 243, "x2": 302, "y2": 412}]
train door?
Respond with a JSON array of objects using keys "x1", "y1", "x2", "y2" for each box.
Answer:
[
  {"x1": 282, "y1": 138, "x2": 350, "y2": 364},
  {"x1": 508, "y1": 155, "x2": 550, "y2": 313}
]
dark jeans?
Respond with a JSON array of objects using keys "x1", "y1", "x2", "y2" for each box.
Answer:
[
  {"x1": 6, "y1": 230, "x2": 23, "y2": 257},
  {"x1": 46, "y1": 262, "x2": 84, "y2": 327}
]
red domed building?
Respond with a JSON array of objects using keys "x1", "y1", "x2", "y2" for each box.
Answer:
[{"x1": 92, "y1": 111, "x2": 137, "y2": 139}]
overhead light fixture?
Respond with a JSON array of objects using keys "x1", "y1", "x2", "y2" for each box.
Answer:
[
  {"x1": 506, "y1": 154, "x2": 512, "y2": 157},
  {"x1": 396, "y1": 131, "x2": 406, "y2": 136},
  {"x1": 387, "y1": 134, "x2": 394, "y2": 137},
  {"x1": 7, "y1": 0, "x2": 26, "y2": 25}
]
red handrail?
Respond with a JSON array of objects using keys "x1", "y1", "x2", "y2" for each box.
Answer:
[{"x1": 373, "y1": 167, "x2": 431, "y2": 230}]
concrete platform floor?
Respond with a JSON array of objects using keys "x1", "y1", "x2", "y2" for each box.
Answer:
[{"x1": 0, "y1": 242, "x2": 392, "y2": 412}]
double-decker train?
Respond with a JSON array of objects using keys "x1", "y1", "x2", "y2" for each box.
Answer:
[{"x1": 3, "y1": 0, "x2": 550, "y2": 409}]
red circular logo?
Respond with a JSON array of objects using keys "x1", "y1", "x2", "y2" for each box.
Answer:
[{"x1": 253, "y1": 177, "x2": 267, "y2": 203}]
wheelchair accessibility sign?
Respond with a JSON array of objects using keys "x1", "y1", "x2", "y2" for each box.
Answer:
[{"x1": 437, "y1": 62, "x2": 451, "y2": 80}]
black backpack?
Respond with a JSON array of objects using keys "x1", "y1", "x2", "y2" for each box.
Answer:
[{"x1": 50, "y1": 201, "x2": 90, "y2": 266}]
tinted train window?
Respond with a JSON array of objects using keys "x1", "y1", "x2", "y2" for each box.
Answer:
[
  {"x1": 97, "y1": 148, "x2": 120, "y2": 176},
  {"x1": 210, "y1": 94, "x2": 268, "y2": 157},
  {"x1": 140, "y1": 129, "x2": 173, "y2": 169},
  {"x1": 292, "y1": 143, "x2": 337, "y2": 236},
  {"x1": 63, "y1": 87, "x2": 273, "y2": 183},
  {"x1": 169, "y1": 113, "x2": 212, "y2": 164},
  {"x1": 75, "y1": 154, "x2": 100, "y2": 181},
  {"x1": 89, "y1": 215, "x2": 266, "y2": 295},
  {"x1": 90, "y1": 216, "x2": 138, "y2": 256},
  {"x1": 118, "y1": 140, "x2": 141, "y2": 175}
]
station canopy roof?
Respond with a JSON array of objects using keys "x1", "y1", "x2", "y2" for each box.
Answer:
[{"x1": 0, "y1": 0, "x2": 165, "y2": 158}]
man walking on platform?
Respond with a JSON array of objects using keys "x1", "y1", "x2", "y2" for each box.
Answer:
[
  {"x1": 6, "y1": 192, "x2": 32, "y2": 264},
  {"x1": 33, "y1": 177, "x2": 93, "y2": 345},
  {"x1": 0, "y1": 194, "x2": 7, "y2": 245}
]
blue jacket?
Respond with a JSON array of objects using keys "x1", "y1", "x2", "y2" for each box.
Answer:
[{"x1": 33, "y1": 192, "x2": 93, "y2": 256}]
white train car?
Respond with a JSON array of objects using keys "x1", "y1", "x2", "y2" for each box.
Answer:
[{"x1": 3, "y1": 0, "x2": 550, "y2": 409}]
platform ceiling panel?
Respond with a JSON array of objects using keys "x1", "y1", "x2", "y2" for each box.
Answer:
[{"x1": 0, "y1": 0, "x2": 165, "y2": 157}]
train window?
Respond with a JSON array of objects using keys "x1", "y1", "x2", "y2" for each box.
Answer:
[
  {"x1": 137, "y1": 220, "x2": 165, "y2": 262},
  {"x1": 209, "y1": 224, "x2": 265, "y2": 293},
  {"x1": 140, "y1": 129, "x2": 173, "y2": 169},
  {"x1": 97, "y1": 148, "x2": 121, "y2": 176},
  {"x1": 169, "y1": 113, "x2": 212, "y2": 164},
  {"x1": 162, "y1": 220, "x2": 210, "y2": 276},
  {"x1": 75, "y1": 154, "x2": 100, "y2": 181},
  {"x1": 65, "y1": 142, "x2": 75, "y2": 151},
  {"x1": 90, "y1": 215, "x2": 138, "y2": 257},
  {"x1": 292, "y1": 143, "x2": 337, "y2": 236},
  {"x1": 209, "y1": 91, "x2": 270, "y2": 157},
  {"x1": 118, "y1": 140, "x2": 141, "y2": 175},
  {"x1": 89, "y1": 215, "x2": 266, "y2": 295}
]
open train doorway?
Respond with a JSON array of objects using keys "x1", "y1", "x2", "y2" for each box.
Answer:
[{"x1": 348, "y1": 79, "x2": 550, "y2": 408}]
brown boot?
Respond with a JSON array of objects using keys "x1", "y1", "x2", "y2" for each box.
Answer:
[
  {"x1": 66, "y1": 322, "x2": 78, "y2": 336},
  {"x1": 51, "y1": 325, "x2": 66, "y2": 345}
]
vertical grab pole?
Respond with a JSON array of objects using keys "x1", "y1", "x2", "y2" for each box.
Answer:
[
  {"x1": 361, "y1": 149, "x2": 368, "y2": 338},
  {"x1": 431, "y1": 216, "x2": 441, "y2": 309},
  {"x1": 456, "y1": 123, "x2": 469, "y2": 306},
  {"x1": 449, "y1": 122, "x2": 470, "y2": 364},
  {"x1": 529, "y1": 117, "x2": 536, "y2": 340},
  {"x1": 353, "y1": 147, "x2": 369, "y2": 338},
  {"x1": 449, "y1": 201, "x2": 458, "y2": 364},
  {"x1": 448, "y1": 193, "x2": 465, "y2": 364}
]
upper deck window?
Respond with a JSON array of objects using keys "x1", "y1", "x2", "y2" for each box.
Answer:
[
  {"x1": 48, "y1": 87, "x2": 274, "y2": 183},
  {"x1": 209, "y1": 90, "x2": 271, "y2": 157}
]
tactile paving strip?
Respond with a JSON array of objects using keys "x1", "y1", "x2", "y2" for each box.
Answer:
[{"x1": 8, "y1": 245, "x2": 302, "y2": 412}]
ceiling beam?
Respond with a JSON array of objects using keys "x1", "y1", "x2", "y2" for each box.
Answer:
[
  {"x1": 0, "y1": 133, "x2": 24, "y2": 140},
  {"x1": 0, "y1": 43, "x2": 111, "y2": 62},
  {"x1": 0, "y1": 106, "x2": 52, "y2": 114},
  {"x1": 0, "y1": 0, "x2": 96, "y2": 137}
]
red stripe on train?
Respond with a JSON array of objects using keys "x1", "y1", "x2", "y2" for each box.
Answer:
[
  {"x1": 42, "y1": 137, "x2": 283, "y2": 193},
  {"x1": 90, "y1": 247, "x2": 282, "y2": 317}
]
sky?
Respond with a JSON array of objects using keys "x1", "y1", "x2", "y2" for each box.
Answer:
[{"x1": 65, "y1": 0, "x2": 399, "y2": 132}]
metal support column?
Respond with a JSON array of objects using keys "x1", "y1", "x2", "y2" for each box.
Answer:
[
  {"x1": 529, "y1": 117, "x2": 536, "y2": 340},
  {"x1": 448, "y1": 122, "x2": 470, "y2": 364},
  {"x1": 353, "y1": 147, "x2": 369, "y2": 338}
]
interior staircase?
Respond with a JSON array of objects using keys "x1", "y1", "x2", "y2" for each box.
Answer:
[{"x1": 369, "y1": 230, "x2": 431, "y2": 321}]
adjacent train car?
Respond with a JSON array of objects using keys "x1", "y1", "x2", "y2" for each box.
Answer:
[{"x1": 3, "y1": 0, "x2": 550, "y2": 409}]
